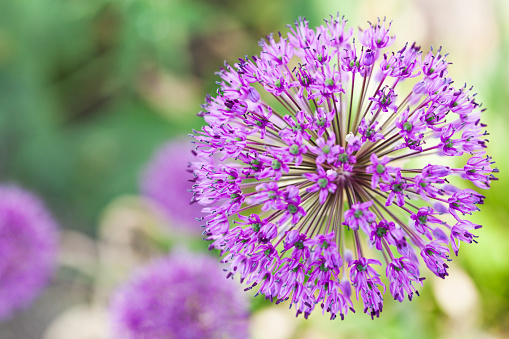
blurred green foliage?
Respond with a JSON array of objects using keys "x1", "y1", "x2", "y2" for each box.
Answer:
[{"x1": 0, "y1": 0, "x2": 355, "y2": 234}]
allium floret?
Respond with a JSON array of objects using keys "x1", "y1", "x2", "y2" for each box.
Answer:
[{"x1": 189, "y1": 14, "x2": 496, "y2": 320}]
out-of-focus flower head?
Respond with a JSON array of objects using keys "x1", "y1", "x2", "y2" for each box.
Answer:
[
  {"x1": 140, "y1": 139, "x2": 204, "y2": 233},
  {"x1": 189, "y1": 14, "x2": 497, "y2": 320},
  {"x1": 0, "y1": 185, "x2": 59, "y2": 320},
  {"x1": 110, "y1": 252, "x2": 249, "y2": 339}
]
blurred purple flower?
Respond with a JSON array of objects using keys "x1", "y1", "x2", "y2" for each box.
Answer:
[
  {"x1": 140, "y1": 139, "x2": 203, "y2": 233},
  {"x1": 110, "y1": 252, "x2": 249, "y2": 339},
  {"x1": 0, "y1": 185, "x2": 58, "y2": 320}
]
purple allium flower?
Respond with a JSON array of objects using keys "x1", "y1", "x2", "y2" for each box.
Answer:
[
  {"x1": 369, "y1": 87, "x2": 398, "y2": 113},
  {"x1": 303, "y1": 165, "x2": 338, "y2": 204},
  {"x1": 386, "y1": 257, "x2": 423, "y2": 302},
  {"x1": 379, "y1": 169, "x2": 408, "y2": 206},
  {"x1": 110, "y1": 252, "x2": 249, "y2": 339},
  {"x1": 369, "y1": 219, "x2": 404, "y2": 251},
  {"x1": 140, "y1": 139, "x2": 205, "y2": 233},
  {"x1": 365, "y1": 153, "x2": 395, "y2": 189},
  {"x1": 343, "y1": 201, "x2": 376, "y2": 234},
  {"x1": 0, "y1": 185, "x2": 58, "y2": 320},
  {"x1": 349, "y1": 257, "x2": 385, "y2": 319},
  {"x1": 189, "y1": 15, "x2": 496, "y2": 320}
]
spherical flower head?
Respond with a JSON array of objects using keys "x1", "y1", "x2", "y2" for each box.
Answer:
[
  {"x1": 140, "y1": 139, "x2": 204, "y2": 233},
  {"x1": 110, "y1": 252, "x2": 249, "y2": 339},
  {"x1": 0, "y1": 185, "x2": 59, "y2": 320},
  {"x1": 189, "y1": 15, "x2": 496, "y2": 320}
]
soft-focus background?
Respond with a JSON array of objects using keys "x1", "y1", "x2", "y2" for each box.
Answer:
[{"x1": 1, "y1": 0, "x2": 508, "y2": 338}]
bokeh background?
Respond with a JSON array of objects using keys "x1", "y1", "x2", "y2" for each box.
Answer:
[{"x1": 0, "y1": 0, "x2": 508, "y2": 338}]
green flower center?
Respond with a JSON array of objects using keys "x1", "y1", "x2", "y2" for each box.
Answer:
[
  {"x1": 272, "y1": 159, "x2": 281, "y2": 170},
  {"x1": 320, "y1": 263, "x2": 329, "y2": 272},
  {"x1": 393, "y1": 183, "x2": 403, "y2": 192},
  {"x1": 252, "y1": 223, "x2": 261, "y2": 232},
  {"x1": 250, "y1": 159, "x2": 260, "y2": 170},
  {"x1": 294, "y1": 240, "x2": 304, "y2": 249},
  {"x1": 403, "y1": 122, "x2": 413, "y2": 131},
  {"x1": 376, "y1": 164, "x2": 385, "y2": 174},
  {"x1": 289, "y1": 144, "x2": 300, "y2": 155},
  {"x1": 338, "y1": 153, "x2": 348, "y2": 163},
  {"x1": 318, "y1": 178, "x2": 328, "y2": 188},
  {"x1": 322, "y1": 145, "x2": 330, "y2": 154},
  {"x1": 287, "y1": 204, "x2": 298, "y2": 214},
  {"x1": 354, "y1": 209, "x2": 363, "y2": 219},
  {"x1": 324, "y1": 78, "x2": 335, "y2": 87},
  {"x1": 376, "y1": 227, "x2": 388, "y2": 238},
  {"x1": 418, "y1": 215, "x2": 427, "y2": 224}
]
